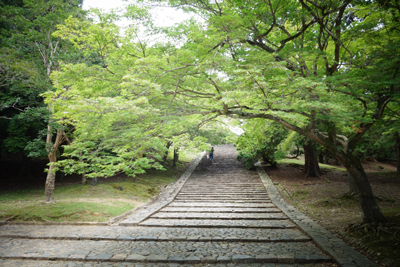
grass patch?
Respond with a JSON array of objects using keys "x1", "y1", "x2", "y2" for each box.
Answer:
[
  {"x1": 0, "y1": 152, "x2": 198, "y2": 222},
  {"x1": 278, "y1": 158, "x2": 346, "y2": 172},
  {"x1": 0, "y1": 201, "x2": 135, "y2": 222}
]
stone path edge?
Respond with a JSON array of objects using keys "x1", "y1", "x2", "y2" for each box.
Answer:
[
  {"x1": 117, "y1": 151, "x2": 206, "y2": 226},
  {"x1": 256, "y1": 165, "x2": 378, "y2": 267},
  {"x1": 0, "y1": 151, "x2": 205, "y2": 227}
]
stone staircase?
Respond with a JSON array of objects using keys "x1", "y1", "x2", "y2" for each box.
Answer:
[{"x1": 0, "y1": 145, "x2": 350, "y2": 266}]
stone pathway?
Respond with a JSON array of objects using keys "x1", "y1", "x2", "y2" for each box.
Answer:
[{"x1": 0, "y1": 145, "x2": 377, "y2": 266}]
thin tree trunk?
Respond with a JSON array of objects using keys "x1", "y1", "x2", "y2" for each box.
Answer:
[
  {"x1": 303, "y1": 139, "x2": 322, "y2": 177},
  {"x1": 396, "y1": 133, "x2": 400, "y2": 173},
  {"x1": 45, "y1": 152, "x2": 57, "y2": 203},
  {"x1": 163, "y1": 141, "x2": 173, "y2": 164},
  {"x1": 172, "y1": 148, "x2": 179, "y2": 168},
  {"x1": 82, "y1": 172, "x2": 87, "y2": 184},
  {"x1": 79, "y1": 152, "x2": 87, "y2": 184},
  {"x1": 44, "y1": 125, "x2": 64, "y2": 203}
]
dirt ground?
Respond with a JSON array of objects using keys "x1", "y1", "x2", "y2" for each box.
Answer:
[{"x1": 265, "y1": 159, "x2": 400, "y2": 266}]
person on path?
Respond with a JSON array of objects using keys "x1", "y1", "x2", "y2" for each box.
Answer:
[{"x1": 209, "y1": 147, "x2": 214, "y2": 161}]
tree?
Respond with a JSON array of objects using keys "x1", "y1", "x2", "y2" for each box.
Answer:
[
  {"x1": 1, "y1": 0, "x2": 85, "y2": 202},
  {"x1": 50, "y1": 0, "x2": 399, "y2": 223},
  {"x1": 146, "y1": 0, "x2": 400, "y2": 223},
  {"x1": 49, "y1": 6, "x2": 209, "y2": 179}
]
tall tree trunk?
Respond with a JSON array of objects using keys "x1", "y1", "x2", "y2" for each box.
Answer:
[
  {"x1": 318, "y1": 150, "x2": 324, "y2": 164},
  {"x1": 345, "y1": 172, "x2": 359, "y2": 195},
  {"x1": 305, "y1": 131, "x2": 387, "y2": 223},
  {"x1": 303, "y1": 139, "x2": 322, "y2": 177},
  {"x1": 337, "y1": 152, "x2": 387, "y2": 223}
]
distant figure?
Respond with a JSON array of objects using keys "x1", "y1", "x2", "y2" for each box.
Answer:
[{"x1": 209, "y1": 147, "x2": 214, "y2": 161}]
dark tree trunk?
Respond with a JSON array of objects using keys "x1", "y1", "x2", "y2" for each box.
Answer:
[
  {"x1": 303, "y1": 139, "x2": 322, "y2": 177},
  {"x1": 345, "y1": 172, "x2": 359, "y2": 195},
  {"x1": 172, "y1": 148, "x2": 179, "y2": 167},
  {"x1": 163, "y1": 141, "x2": 173, "y2": 164},
  {"x1": 338, "y1": 152, "x2": 387, "y2": 223},
  {"x1": 318, "y1": 150, "x2": 324, "y2": 164},
  {"x1": 305, "y1": 131, "x2": 387, "y2": 224},
  {"x1": 396, "y1": 133, "x2": 400, "y2": 173}
]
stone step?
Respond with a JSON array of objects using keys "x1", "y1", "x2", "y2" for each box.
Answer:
[
  {"x1": 0, "y1": 225, "x2": 315, "y2": 242},
  {"x1": 179, "y1": 191, "x2": 267, "y2": 193},
  {"x1": 0, "y1": 238, "x2": 331, "y2": 265},
  {"x1": 174, "y1": 199, "x2": 271, "y2": 202},
  {"x1": 179, "y1": 189, "x2": 267, "y2": 191},
  {"x1": 175, "y1": 196, "x2": 271, "y2": 199},
  {"x1": 183, "y1": 184, "x2": 264, "y2": 187},
  {"x1": 173, "y1": 199, "x2": 271, "y2": 203},
  {"x1": 177, "y1": 193, "x2": 269, "y2": 196},
  {"x1": 167, "y1": 202, "x2": 276, "y2": 207},
  {"x1": 138, "y1": 219, "x2": 295, "y2": 228},
  {"x1": 150, "y1": 212, "x2": 287, "y2": 220},
  {"x1": 175, "y1": 196, "x2": 270, "y2": 199},
  {"x1": 174, "y1": 199, "x2": 272, "y2": 204},
  {"x1": 160, "y1": 207, "x2": 281, "y2": 213}
]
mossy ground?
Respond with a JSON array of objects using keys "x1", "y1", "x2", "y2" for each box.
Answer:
[{"x1": 0, "y1": 152, "x2": 198, "y2": 222}]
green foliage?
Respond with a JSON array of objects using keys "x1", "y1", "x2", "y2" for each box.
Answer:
[
  {"x1": 0, "y1": 0, "x2": 85, "y2": 159},
  {"x1": 235, "y1": 120, "x2": 287, "y2": 169}
]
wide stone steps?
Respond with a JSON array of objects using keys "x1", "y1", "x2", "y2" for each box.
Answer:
[
  {"x1": 150, "y1": 212, "x2": 287, "y2": 220},
  {"x1": 0, "y1": 225, "x2": 311, "y2": 241},
  {"x1": 160, "y1": 207, "x2": 281, "y2": 213},
  {"x1": 172, "y1": 199, "x2": 272, "y2": 203},
  {"x1": 167, "y1": 202, "x2": 275, "y2": 207},
  {"x1": 176, "y1": 194, "x2": 269, "y2": 197},
  {"x1": 174, "y1": 198, "x2": 271, "y2": 202},
  {"x1": 0, "y1": 238, "x2": 331, "y2": 264},
  {"x1": 179, "y1": 192, "x2": 267, "y2": 195},
  {"x1": 139, "y1": 218, "x2": 296, "y2": 228}
]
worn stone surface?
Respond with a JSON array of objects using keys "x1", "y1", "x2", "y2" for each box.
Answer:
[{"x1": 0, "y1": 145, "x2": 377, "y2": 266}]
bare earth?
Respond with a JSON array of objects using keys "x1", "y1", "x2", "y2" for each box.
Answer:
[{"x1": 265, "y1": 159, "x2": 400, "y2": 266}]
